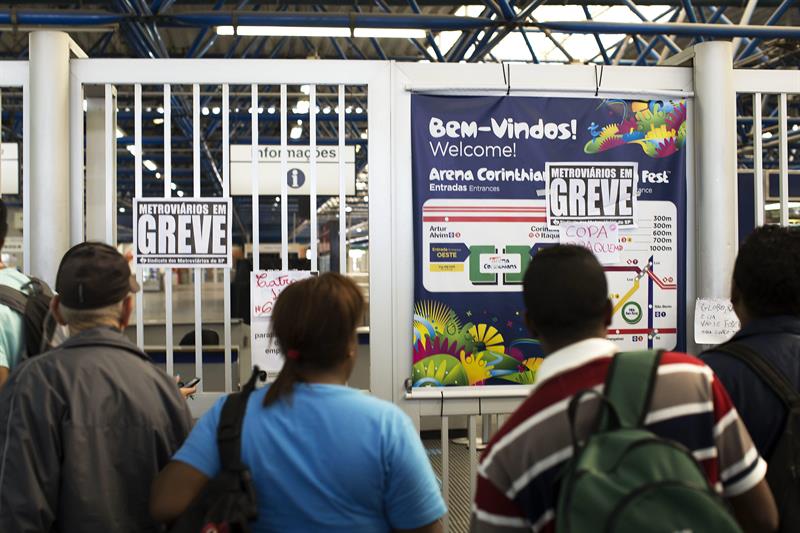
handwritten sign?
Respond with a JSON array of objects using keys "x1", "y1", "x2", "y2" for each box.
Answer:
[
  {"x1": 559, "y1": 222, "x2": 622, "y2": 265},
  {"x1": 250, "y1": 270, "x2": 316, "y2": 373},
  {"x1": 251, "y1": 270, "x2": 314, "y2": 318},
  {"x1": 694, "y1": 298, "x2": 741, "y2": 345}
]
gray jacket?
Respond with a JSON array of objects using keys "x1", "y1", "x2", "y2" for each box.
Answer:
[{"x1": 0, "y1": 327, "x2": 192, "y2": 532}]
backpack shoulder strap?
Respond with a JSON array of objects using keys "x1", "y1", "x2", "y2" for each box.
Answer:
[
  {"x1": 604, "y1": 350, "x2": 663, "y2": 429},
  {"x1": 711, "y1": 342, "x2": 800, "y2": 408},
  {"x1": 0, "y1": 284, "x2": 28, "y2": 315},
  {"x1": 216, "y1": 366, "x2": 262, "y2": 471}
]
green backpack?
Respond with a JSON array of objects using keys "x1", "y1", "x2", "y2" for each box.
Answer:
[{"x1": 555, "y1": 350, "x2": 742, "y2": 533}]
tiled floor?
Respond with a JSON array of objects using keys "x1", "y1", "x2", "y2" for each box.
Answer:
[{"x1": 425, "y1": 439, "x2": 473, "y2": 533}]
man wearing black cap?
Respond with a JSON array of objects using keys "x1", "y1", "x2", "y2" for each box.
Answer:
[{"x1": 0, "y1": 242, "x2": 192, "y2": 532}]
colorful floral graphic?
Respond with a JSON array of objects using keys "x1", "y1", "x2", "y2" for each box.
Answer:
[
  {"x1": 412, "y1": 300, "x2": 544, "y2": 387},
  {"x1": 584, "y1": 99, "x2": 687, "y2": 158}
]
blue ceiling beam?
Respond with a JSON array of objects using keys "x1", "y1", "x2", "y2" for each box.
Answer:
[{"x1": 737, "y1": 0, "x2": 795, "y2": 61}]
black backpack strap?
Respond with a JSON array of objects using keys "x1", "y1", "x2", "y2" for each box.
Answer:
[
  {"x1": 216, "y1": 366, "x2": 263, "y2": 471},
  {"x1": 711, "y1": 342, "x2": 800, "y2": 408},
  {"x1": 0, "y1": 284, "x2": 27, "y2": 315},
  {"x1": 604, "y1": 350, "x2": 664, "y2": 429}
]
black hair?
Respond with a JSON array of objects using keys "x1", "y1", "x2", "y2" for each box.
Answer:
[
  {"x1": 733, "y1": 225, "x2": 800, "y2": 318},
  {"x1": 0, "y1": 198, "x2": 7, "y2": 250},
  {"x1": 523, "y1": 245, "x2": 609, "y2": 342}
]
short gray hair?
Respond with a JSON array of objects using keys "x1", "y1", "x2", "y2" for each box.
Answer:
[{"x1": 59, "y1": 300, "x2": 125, "y2": 334}]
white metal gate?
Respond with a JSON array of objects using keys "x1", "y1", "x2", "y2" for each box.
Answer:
[{"x1": 69, "y1": 59, "x2": 391, "y2": 416}]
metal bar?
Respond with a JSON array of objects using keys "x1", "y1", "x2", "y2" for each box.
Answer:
[
  {"x1": 468, "y1": 414, "x2": 478, "y2": 499},
  {"x1": 738, "y1": 0, "x2": 795, "y2": 61},
  {"x1": 222, "y1": 83, "x2": 232, "y2": 393},
  {"x1": 779, "y1": 93, "x2": 789, "y2": 226},
  {"x1": 251, "y1": 84, "x2": 260, "y2": 272},
  {"x1": 533, "y1": 19, "x2": 800, "y2": 40},
  {"x1": 441, "y1": 415, "x2": 450, "y2": 533},
  {"x1": 620, "y1": 0, "x2": 680, "y2": 52},
  {"x1": 310, "y1": 85, "x2": 318, "y2": 272},
  {"x1": 135, "y1": 84, "x2": 144, "y2": 348},
  {"x1": 22, "y1": 80, "x2": 29, "y2": 274},
  {"x1": 519, "y1": 29, "x2": 539, "y2": 63},
  {"x1": 69, "y1": 64, "x2": 85, "y2": 245},
  {"x1": 104, "y1": 84, "x2": 114, "y2": 245},
  {"x1": 582, "y1": 5, "x2": 610, "y2": 64},
  {"x1": 339, "y1": 85, "x2": 346, "y2": 274},
  {"x1": 280, "y1": 86, "x2": 289, "y2": 271},
  {"x1": 753, "y1": 93, "x2": 765, "y2": 228},
  {"x1": 164, "y1": 83, "x2": 174, "y2": 378},
  {"x1": 193, "y1": 83, "x2": 203, "y2": 391}
]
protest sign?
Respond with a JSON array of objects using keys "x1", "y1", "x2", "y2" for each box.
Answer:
[
  {"x1": 546, "y1": 162, "x2": 637, "y2": 228},
  {"x1": 250, "y1": 270, "x2": 316, "y2": 373},
  {"x1": 559, "y1": 222, "x2": 622, "y2": 265},
  {"x1": 694, "y1": 298, "x2": 741, "y2": 344},
  {"x1": 134, "y1": 198, "x2": 231, "y2": 268}
]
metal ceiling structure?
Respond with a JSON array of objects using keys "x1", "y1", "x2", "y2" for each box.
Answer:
[{"x1": 0, "y1": 1, "x2": 797, "y2": 244}]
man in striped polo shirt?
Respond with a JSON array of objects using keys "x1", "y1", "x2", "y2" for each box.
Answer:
[{"x1": 471, "y1": 245, "x2": 777, "y2": 533}]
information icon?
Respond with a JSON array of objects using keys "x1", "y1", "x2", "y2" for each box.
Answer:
[{"x1": 287, "y1": 168, "x2": 306, "y2": 189}]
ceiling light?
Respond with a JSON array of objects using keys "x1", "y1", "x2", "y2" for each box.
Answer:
[
  {"x1": 346, "y1": 106, "x2": 353, "y2": 113},
  {"x1": 235, "y1": 108, "x2": 240, "y2": 113},
  {"x1": 290, "y1": 126, "x2": 302, "y2": 139},
  {"x1": 146, "y1": 107, "x2": 152, "y2": 112},
  {"x1": 763, "y1": 132, "x2": 773, "y2": 139},
  {"x1": 345, "y1": 206, "x2": 353, "y2": 213},
  {"x1": 177, "y1": 190, "x2": 185, "y2": 197},
  {"x1": 296, "y1": 100, "x2": 310, "y2": 113},
  {"x1": 363, "y1": 195, "x2": 369, "y2": 203},
  {"x1": 301, "y1": 85, "x2": 310, "y2": 95},
  {"x1": 125, "y1": 107, "x2": 130, "y2": 112},
  {"x1": 793, "y1": 124, "x2": 799, "y2": 132},
  {"x1": 212, "y1": 106, "x2": 221, "y2": 115},
  {"x1": 170, "y1": 182, "x2": 177, "y2": 190},
  {"x1": 274, "y1": 196, "x2": 280, "y2": 202},
  {"x1": 216, "y1": 25, "x2": 424, "y2": 38},
  {"x1": 153, "y1": 118, "x2": 164, "y2": 125},
  {"x1": 157, "y1": 106, "x2": 164, "y2": 114},
  {"x1": 155, "y1": 172, "x2": 162, "y2": 179},
  {"x1": 268, "y1": 106, "x2": 276, "y2": 114},
  {"x1": 202, "y1": 107, "x2": 210, "y2": 116},
  {"x1": 144, "y1": 160, "x2": 158, "y2": 172},
  {"x1": 116, "y1": 126, "x2": 125, "y2": 139},
  {"x1": 360, "y1": 132, "x2": 368, "y2": 139},
  {"x1": 765, "y1": 201, "x2": 800, "y2": 211},
  {"x1": 354, "y1": 28, "x2": 426, "y2": 39},
  {"x1": 323, "y1": 106, "x2": 331, "y2": 114},
  {"x1": 126, "y1": 145, "x2": 137, "y2": 156},
  {"x1": 119, "y1": 207, "x2": 126, "y2": 213},
  {"x1": 356, "y1": 107, "x2": 363, "y2": 113},
  {"x1": 217, "y1": 25, "x2": 350, "y2": 37},
  {"x1": 83, "y1": 99, "x2": 87, "y2": 112}
]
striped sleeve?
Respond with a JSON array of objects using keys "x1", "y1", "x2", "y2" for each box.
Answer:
[
  {"x1": 471, "y1": 475, "x2": 533, "y2": 533},
  {"x1": 710, "y1": 371, "x2": 767, "y2": 497}
]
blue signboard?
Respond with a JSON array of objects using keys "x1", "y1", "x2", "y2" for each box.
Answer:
[{"x1": 411, "y1": 95, "x2": 687, "y2": 387}]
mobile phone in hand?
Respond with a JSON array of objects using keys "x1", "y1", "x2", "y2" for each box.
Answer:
[{"x1": 182, "y1": 377, "x2": 201, "y2": 388}]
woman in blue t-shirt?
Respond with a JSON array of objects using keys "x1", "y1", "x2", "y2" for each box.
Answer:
[{"x1": 150, "y1": 273, "x2": 446, "y2": 533}]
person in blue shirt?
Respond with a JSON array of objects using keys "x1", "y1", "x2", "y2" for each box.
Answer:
[{"x1": 151, "y1": 272, "x2": 446, "y2": 532}]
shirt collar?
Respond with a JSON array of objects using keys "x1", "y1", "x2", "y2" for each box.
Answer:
[
  {"x1": 535, "y1": 337, "x2": 619, "y2": 385},
  {"x1": 731, "y1": 315, "x2": 800, "y2": 341}
]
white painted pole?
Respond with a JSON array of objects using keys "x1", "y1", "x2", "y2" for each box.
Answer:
[
  {"x1": 251, "y1": 84, "x2": 260, "y2": 272},
  {"x1": 164, "y1": 84, "x2": 174, "y2": 378},
  {"x1": 280, "y1": 86, "x2": 288, "y2": 271},
  {"x1": 69, "y1": 68, "x2": 84, "y2": 245},
  {"x1": 222, "y1": 84, "x2": 232, "y2": 393},
  {"x1": 441, "y1": 415, "x2": 450, "y2": 533},
  {"x1": 779, "y1": 93, "x2": 789, "y2": 227},
  {"x1": 310, "y1": 85, "x2": 318, "y2": 272},
  {"x1": 694, "y1": 41, "x2": 737, "y2": 299},
  {"x1": 193, "y1": 84, "x2": 203, "y2": 391},
  {"x1": 104, "y1": 84, "x2": 115, "y2": 245},
  {"x1": 338, "y1": 85, "x2": 346, "y2": 274},
  {"x1": 752, "y1": 94, "x2": 764, "y2": 228},
  {"x1": 29, "y1": 31, "x2": 71, "y2": 285},
  {"x1": 135, "y1": 84, "x2": 144, "y2": 348}
]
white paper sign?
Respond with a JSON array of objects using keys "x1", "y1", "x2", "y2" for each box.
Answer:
[
  {"x1": 694, "y1": 298, "x2": 741, "y2": 344},
  {"x1": 250, "y1": 270, "x2": 316, "y2": 373},
  {"x1": 559, "y1": 221, "x2": 622, "y2": 265},
  {"x1": 230, "y1": 145, "x2": 356, "y2": 196}
]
